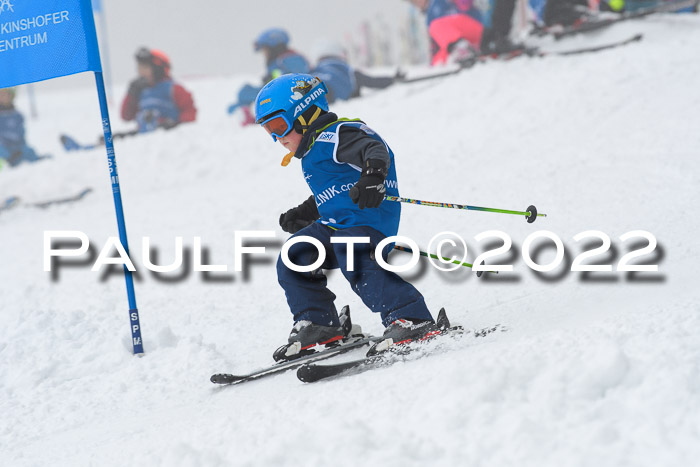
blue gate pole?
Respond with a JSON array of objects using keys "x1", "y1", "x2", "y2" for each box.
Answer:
[
  {"x1": 96, "y1": 6, "x2": 114, "y2": 104},
  {"x1": 94, "y1": 71, "x2": 144, "y2": 355}
]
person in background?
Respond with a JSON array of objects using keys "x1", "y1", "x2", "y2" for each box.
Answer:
[
  {"x1": 121, "y1": 48, "x2": 197, "y2": 133},
  {"x1": 412, "y1": 0, "x2": 484, "y2": 65},
  {"x1": 311, "y1": 40, "x2": 400, "y2": 103},
  {"x1": 408, "y1": 0, "x2": 521, "y2": 65},
  {"x1": 0, "y1": 87, "x2": 44, "y2": 171},
  {"x1": 480, "y1": 0, "x2": 520, "y2": 54},
  {"x1": 227, "y1": 28, "x2": 311, "y2": 125}
]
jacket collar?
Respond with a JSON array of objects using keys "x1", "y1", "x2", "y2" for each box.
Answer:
[{"x1": 295, "y1": 112, "x2": 339, "y2": 159}]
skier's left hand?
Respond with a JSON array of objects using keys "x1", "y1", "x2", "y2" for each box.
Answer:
[
  {"x1": 160, "y1": 118, "x2": 178, "y2": 130},
  {"x1": 349, "y1": 159, "x2": 388, "y2": 210}
]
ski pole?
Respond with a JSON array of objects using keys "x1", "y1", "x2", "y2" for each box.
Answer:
[
  {"x1": 392, "y1": 245, "x2": 495, "y2": 276},
  {"x1": 385, "y1": 196, "x2": 546, "y2": 223}
]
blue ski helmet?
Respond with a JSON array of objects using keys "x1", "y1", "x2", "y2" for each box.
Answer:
[
  {"x1": 255, "y1": 73, "x2": 329, "y2": 141},
  {"x1": 254, "y1": 28, "x2": 290, "y2": 51}
]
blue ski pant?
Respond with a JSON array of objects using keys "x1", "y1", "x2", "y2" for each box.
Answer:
[{"x1": 277, "y1": 222, "x2": 433, "y2": 328}]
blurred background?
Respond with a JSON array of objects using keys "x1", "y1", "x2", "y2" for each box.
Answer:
[{"x1": 34, "y1": 0, "x2": 419, "y2": 90}]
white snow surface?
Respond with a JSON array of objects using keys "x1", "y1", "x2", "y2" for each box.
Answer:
[{"x1": 1, "y1": 18, "x2": 700, "y2": 467}]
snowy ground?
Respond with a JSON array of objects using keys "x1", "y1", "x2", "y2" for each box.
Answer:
[{"x1": 1, "y1": 17, "x2": 700, "y2": 467}]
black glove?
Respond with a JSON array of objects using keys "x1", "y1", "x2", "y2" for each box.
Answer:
[
  {"x1": 127, "y1": 77, "x2": 150, "y2": 100},
  {"x1": 349, "y1": 159, "x2": 388, "y2": 209},
  {"x1": 159, "y1": 118, "x2": 179, "y2": 130},
  {"x1": 279, "y1": 196, "x2": 320, "y2": 234}
]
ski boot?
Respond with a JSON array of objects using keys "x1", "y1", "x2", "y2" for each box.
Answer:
[
  {"x1": 367, "y1": 308, "x2": 457, "y2": 356},
  {"x1": 272, "y1": 305, "x2": 362, "y2": 362}
]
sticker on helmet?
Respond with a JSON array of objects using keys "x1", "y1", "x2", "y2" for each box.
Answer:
[{"x1": 290, "y1": 77, "x2": 321, "y2": 101}]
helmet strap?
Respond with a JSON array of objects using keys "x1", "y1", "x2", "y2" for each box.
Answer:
[{"x1": 294, "y1": 106, "x2": 323, "y2": 134}]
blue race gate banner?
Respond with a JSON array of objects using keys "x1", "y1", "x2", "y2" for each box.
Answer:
[
  {"x1": 0, "y1": 0, "x2": 145, "y2": 355},
  {"x1": 0, "y1": 0, "x2": 102, "y2": 87}
]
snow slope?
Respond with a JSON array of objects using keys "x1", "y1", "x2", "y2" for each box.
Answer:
[{"x1": 1, "y1": 17, "x2": 700, "y2": 467}]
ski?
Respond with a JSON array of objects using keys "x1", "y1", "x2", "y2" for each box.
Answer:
[
  {"x1": 550, "y1": 0, "x2": 699, "y2": 40},
  {"x1": 0, "y1": 196, "x2": 20, "y2": 214},
  {"x1": 60, "y1": 129, "x2": 140, "y2": 152},
  {"x1": 210, "y1": 305, "x2": 380, "y2": 386},
  {"x1": 536, "y1": 33, "x2": 644, "y2": 57},
  {"x1": 30, "y1": 187, "x2": 93, "y2": 209},
  {"x1": 210, "y1": 334, "x2": 382, "y2": 386},
  {"x1": 297, "y1": 310, "x2": 505, "y2": 383},
  {"x1": 400, "y1": 34, "x2": 643, "y2": 84},
  {"x1": 0, "y1": 188, "x2": 93, "y2": 216},
  {"x1": 60, "y1": 134, "x2": 98, "y2": 151}
]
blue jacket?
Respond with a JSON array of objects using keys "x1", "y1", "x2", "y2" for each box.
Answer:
[
  {"x1": 426, "y1": 0, "x2": 483, "y2": 25},
  {"x1": 301, "y1": 121, "x2": 401, "y2": 238},
  {"x1": 231, "y1": 50, "x2": 312, "y2": 111},
  {"x1": 266, "y1": 50, "x2": 310, "y2": 81},
  {"x1": 312, "y1": 57, "x2": 358, "y2": 102},
  {"x1": 136, "y1": 80, "x2": 181, "y2": 132}
]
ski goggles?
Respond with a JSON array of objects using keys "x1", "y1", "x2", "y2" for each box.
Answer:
[{"x1": 259, "y1": 113, "x2": 294, "y2": 142}]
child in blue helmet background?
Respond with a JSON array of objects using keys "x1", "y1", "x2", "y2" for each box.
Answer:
[
  {"x1": 0, "y1": 87, "x2": 45, "y2": 171},
  {"x1": 311, "y1": 40, "x2": 400, "y2": 103},
  {"x1": 254, "y1": 73, "x2": 437, "y2": 360},
  {"x1": 228, "y1": 28, "x2": 310, "y2": 125}
]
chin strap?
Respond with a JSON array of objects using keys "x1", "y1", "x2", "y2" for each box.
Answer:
[{"x1": 296, "y1": 107, "x2": 322, "y2": 134}]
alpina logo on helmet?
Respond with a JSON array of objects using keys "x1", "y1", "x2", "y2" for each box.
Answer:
[{"x1": 293, "y1": 87, "x2": 326, "y2": 117}]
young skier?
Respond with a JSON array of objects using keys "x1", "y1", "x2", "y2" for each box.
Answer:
[
  {"x1": 121, "y1": 48, "x2": 196, "y2": 133},
  {"x1": 60, "y1": 48, "x2": 196, "y2": 151},
  {"x1": 227, "y1": 28, "x2": 310, "y2": 125},
  {"x1": 254, "y1": 73, "x2": 439, "y2": 359},
  {"x1": 0, "y1": 87, "x2": 44, "y2": 171}
]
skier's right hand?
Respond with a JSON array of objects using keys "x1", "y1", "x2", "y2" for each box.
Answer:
[
  {"x1": 279, "y1": 196, "x2": 320, "y2": 234},
  {"x1": 127, "y1": 77, "x2": 150, "y2": 100}
]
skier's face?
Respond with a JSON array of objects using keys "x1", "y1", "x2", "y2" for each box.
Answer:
[
  {"x1": 0, "y1": 90, "x2": 12, "y2": 107},
  {"x1": 278, "y1": 130, "x2": 303, "y2": 153},
  {"x1": 137, "y1": 63, "x2": 155, "y2": 83}
]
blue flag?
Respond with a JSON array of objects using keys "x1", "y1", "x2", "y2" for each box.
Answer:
[{"x1": 0, "y1": 0, "x2": 102, "y2": 88}]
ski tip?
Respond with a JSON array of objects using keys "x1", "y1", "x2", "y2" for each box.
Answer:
[
  {"x1": 60, "y1": 134, "x2": 81, "y2": 151},
  {"x1": 296, "y1": 364, "x2": 321, "y2": 383},
  {"x1": 210, "y1": 373, "x2": 244, "y2": 385}
]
